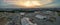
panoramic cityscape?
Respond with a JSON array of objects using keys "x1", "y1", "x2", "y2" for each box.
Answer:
[
  {"x1": 0, "y1": 8, "x2": 60, "y2": 25},
  {"x1": 0, "y1": 0, "x2": 60, "y2": 25}
]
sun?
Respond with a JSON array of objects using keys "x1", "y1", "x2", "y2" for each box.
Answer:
[{"x1": 23, "y1": 1, "x2": 32, "y2": 7}]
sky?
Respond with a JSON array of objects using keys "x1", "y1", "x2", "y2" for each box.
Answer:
[{"x1": 0, "y1": 0, "x2": 60, "y2": 8}]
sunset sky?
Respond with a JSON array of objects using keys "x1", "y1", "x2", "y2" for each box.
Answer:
[{"x1": 0, "y1": 0, "x2": 60, "y2": 8}]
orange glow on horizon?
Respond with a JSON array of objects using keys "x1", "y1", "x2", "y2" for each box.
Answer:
[
  {"x1": 4, "y1": 0, "x2": 53, "y2": 8},
  {"x1": 15, "y1": 0, "x2": 43, "y2": 8}
]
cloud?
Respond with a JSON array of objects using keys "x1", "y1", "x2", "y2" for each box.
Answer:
[{"x1": 0, "y1": 0, "x2": 60, "y2": 8}]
